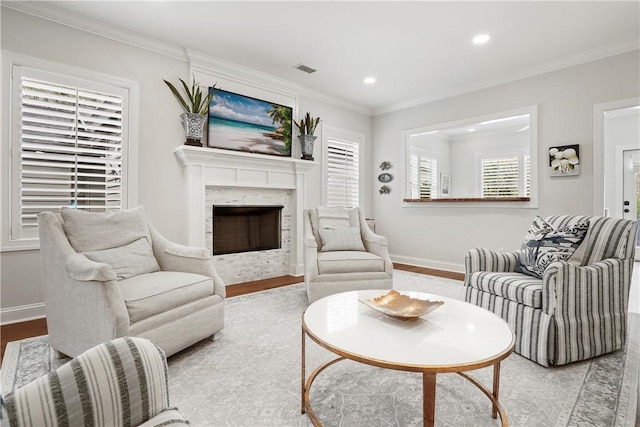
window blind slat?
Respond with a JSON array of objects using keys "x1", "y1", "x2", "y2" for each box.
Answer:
[
  {"x1": 481, "y1": 157, "x2": 520, "y2": 197},
  {"x1": 18, "y1": 76, "x2": 124, "y2": 227},
  {"x1": 326, "y1": 136, "x2": 360, "y2": 208}
]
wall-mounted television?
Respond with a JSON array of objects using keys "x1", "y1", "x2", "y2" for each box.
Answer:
[{"x1": 207, "y1": 89, "x2": 292, "y2": 157}]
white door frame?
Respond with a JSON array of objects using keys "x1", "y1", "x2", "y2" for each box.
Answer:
[
  {"x1": 615, "y1": 146, "x2": 639, "y2": 219},
  {"x1": 593, "y1": 98, "x2": 640, "y2": 216}
]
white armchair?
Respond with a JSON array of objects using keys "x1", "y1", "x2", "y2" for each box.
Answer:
[
  {"x1": 37, "y1": 206, "x2": 225, "y2": 359},
  {"x1": 304, "y1": 207, "x2": 393, "y2": 302}
]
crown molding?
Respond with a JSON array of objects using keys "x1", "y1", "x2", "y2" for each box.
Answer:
[
  {"x1": 374, "y1": 37, "x2": 640, "y2": 116},
  {"x1": 2, "y1": 1, "x2": 372, "y2": 116},
  {"x1": 5, "y1": 1, "x2": 635, "y2": 118},
  {"x1": 2, "y1": 1, "x2": 188, "y2": 61},
  {"x1": 186, "y1": 50, "x2": 372, "y2": 116}
]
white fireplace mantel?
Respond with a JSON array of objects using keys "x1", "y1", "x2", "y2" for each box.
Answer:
[{"x1": 174, "y1": 145, "x2": 317, "y2": 276}]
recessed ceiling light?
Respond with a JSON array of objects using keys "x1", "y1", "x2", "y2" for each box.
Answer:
[
  {"x1": 473, "y1": 34, "x2": 490, "y2": 45},
  {"x1": 467, "y1": 128, "x2": 476, "y2": 132},
  {"x1": 364, "y1": 77, "x2": 376, "y2": 85}
]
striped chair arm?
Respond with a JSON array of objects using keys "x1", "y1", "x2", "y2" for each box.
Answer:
[
  {"x1": 464, "y1": 248, "x2": 519, "y2": 278},
  {"x1": 542, "y1": 258, "x2": 632, "y2": 316},
  {"x1": 542, "y1": 258, "x2": 633, "y2": 364},
  {"x1": 4, "y1": 337, "x2": 183, "y2": 427}
]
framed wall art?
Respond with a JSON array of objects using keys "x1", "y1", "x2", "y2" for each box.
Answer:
[
  {"x1": 549, "y1": 144, "x2": 580, "y2": 176},
  {"x1": 208, "y1": 89, "x2": 292, "y2": 157},
  {"x1": 440, "y1": 174, "x2": 450, "y2": 196}
]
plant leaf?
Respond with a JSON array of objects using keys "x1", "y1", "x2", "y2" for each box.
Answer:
[{"x1": 163, "y1": 79, "x2": 190, "y2": 112}]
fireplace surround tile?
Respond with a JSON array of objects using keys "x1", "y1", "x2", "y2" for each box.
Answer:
[{"x1": 174, "y1": 146, "x2": 316, "y2": 284}]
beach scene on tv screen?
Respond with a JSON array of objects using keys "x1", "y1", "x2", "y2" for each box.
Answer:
[{"x1": 208, "y1": 90, "x2": 292, "y2": 157}]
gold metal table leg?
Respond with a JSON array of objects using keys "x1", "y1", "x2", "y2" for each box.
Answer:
[
  {"x1": 301, "y1": 325, "x2": 306, "y2": 414},
  {"x1": 492, "y1": 362, "x2": 501, "y2": 419},
  {"x1": 423, "y1": 372, "x2": 436, "y2": 427}
]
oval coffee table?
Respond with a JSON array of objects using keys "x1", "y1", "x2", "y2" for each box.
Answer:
[{"x1": 301, "y1": 290, "x2": 515, "y2": 427}]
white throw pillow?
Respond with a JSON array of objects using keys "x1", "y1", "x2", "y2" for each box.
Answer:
[
  {"x1": 61, "y1": 206, "x2": 151, "y2": 252},
  {"x1": 319, "y1": 227, "x2": 366, "y2": 252},
  {"x1": 83, "y1": 237, "x2": 160, "y2": 280}
]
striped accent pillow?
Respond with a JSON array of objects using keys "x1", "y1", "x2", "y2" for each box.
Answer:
[{"x1": 4, "y1": 337, "x2": 179, "y2": 426}]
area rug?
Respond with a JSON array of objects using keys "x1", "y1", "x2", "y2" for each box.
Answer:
[{"x1": 2, "y1": 270, "x2": 638, "y2": 426}]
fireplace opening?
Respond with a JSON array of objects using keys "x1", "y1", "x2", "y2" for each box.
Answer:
[{"x1": 212, "y1": 205, "x2": 283, "y2": 255}]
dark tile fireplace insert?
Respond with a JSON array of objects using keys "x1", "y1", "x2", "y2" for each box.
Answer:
[{"x1": 212, "y1": 205, "x2": 283, "y2": 255}]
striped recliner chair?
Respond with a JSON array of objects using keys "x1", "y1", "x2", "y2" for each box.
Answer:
[{"x1": 463, "y1": 215, "x2": 637, "y2": 367}]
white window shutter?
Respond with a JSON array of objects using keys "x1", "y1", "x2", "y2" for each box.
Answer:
[
  {"x1": 17, "y1": 75, "x2": 123, "y2": 234},
  {"x1": 326, "y1": 137, "x2": 360, "y2": 208},
  {"x1": 409, "y1": 153, "x2": 438, "y2": 198},
  {"x1": 481, "y1": 156, "x2": 519, "y2": 197}
]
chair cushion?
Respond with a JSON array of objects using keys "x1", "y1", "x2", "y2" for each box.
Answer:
[
  {"x1": 83, "y1": 237, "x2": 160, "y2": 280},
  {"x1": 119, "y1": 271, "x2": 213, "y2": 323},
  {"x1": 61, "y1": 205, "x2": 151, "y2": 252},
  {"x1": 317, "y1": 206, "x2": 351, "y2": 229},
  {"x1": 319, "y1": 227, "x2": 365, "y2": 252},
  {"x1": 317, "y1": 251, "x2": 385, "y2": 274},
  {"x1": 467, "y1": 271, "x2": 543, "y2": 309},
  {"x1": 515, "y1": 216, "x2": 589, "y2": 278}
]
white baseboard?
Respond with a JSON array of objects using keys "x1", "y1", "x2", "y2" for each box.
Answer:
[
  {"x1": 289, "y1": 263, "x2": 304, "y2": 277},
  {"x1": 391, "y1": 254, "x2": 464, "y2": 274},
  {"x1": 1, "y1": 303, "x2": 46, "y2": 325}
]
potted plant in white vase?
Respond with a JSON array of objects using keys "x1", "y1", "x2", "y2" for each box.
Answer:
[
  {"x1": 294, "y1": 112, "x2": 321, "y2": 160},
  {"x1": 163, "y1": 76, "x2": 217, "y2": 146}
]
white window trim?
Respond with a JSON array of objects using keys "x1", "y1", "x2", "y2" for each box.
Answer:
[
  {"x1": 1, "y1": 51, "x2": 140, "y2": 252},
  {"x1": 321, "y1": 125, "x2": 365, "y2": 208},
  {"x1": 401, "y1": 105, "x2": 538, "y2": 208}
]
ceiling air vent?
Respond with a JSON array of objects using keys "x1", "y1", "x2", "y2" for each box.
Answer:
[{"x1": 293, "y1": 63, "x2": 317, "y2": 74}]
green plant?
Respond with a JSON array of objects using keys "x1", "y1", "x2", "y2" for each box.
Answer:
[
  {"x1": 163, "y1": 76, "x2": 217, "y2": 115},
  {"x1": 293, "y1": 112, "x2": 321, "y2": 136},
  {"x1": 267, "y1": 104, "x2": 292, "y2": 153}
]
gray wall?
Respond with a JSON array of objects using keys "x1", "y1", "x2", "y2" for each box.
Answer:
[
  {"x1": 372, "y1": 50, "x2": 640, "y2": 271},
  {"x1": 0, "y1": 7, "x2": 372, "y2": 322}
]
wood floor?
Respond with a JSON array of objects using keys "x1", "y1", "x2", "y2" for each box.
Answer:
[{"x1": 0, "y1": 263, "x2": 463, "y2": 362}]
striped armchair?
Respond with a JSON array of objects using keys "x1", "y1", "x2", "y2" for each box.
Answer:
[
  {"x1": 463, "y1": 215, "x2": 637, "y2": 367},
  {"x1": 3, "y1": 337, "x2": 188, "y2": 426}
]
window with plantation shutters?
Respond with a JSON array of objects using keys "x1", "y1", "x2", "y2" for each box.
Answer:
[
  {"x1": 3, "y1": 59, "x2": 136, "y2": 248},
  {"x1": 323, "y1": 130, "x2": 363, "y2": 208},
  {"x1": 409, "y1": 152, "x2": 438, "y2": 199},
  {"x1": 481, "y1": 156, "x2": 520, "y2": 197}
]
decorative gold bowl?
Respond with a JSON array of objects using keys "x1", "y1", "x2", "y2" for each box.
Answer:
[{"x1": 360, "y1": 290, "x2": 444, "y2": 320}]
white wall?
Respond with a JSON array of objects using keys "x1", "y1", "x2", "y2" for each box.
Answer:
[
  {"x1": 449, "y1": 131, "x2": 529, "y2": 198},
  {"x1": 0, "y1": 7, "x2": 372, "y2": 323},
  {"x1": 373, "y1": 50, "x2": 640, "y2": 272}
]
